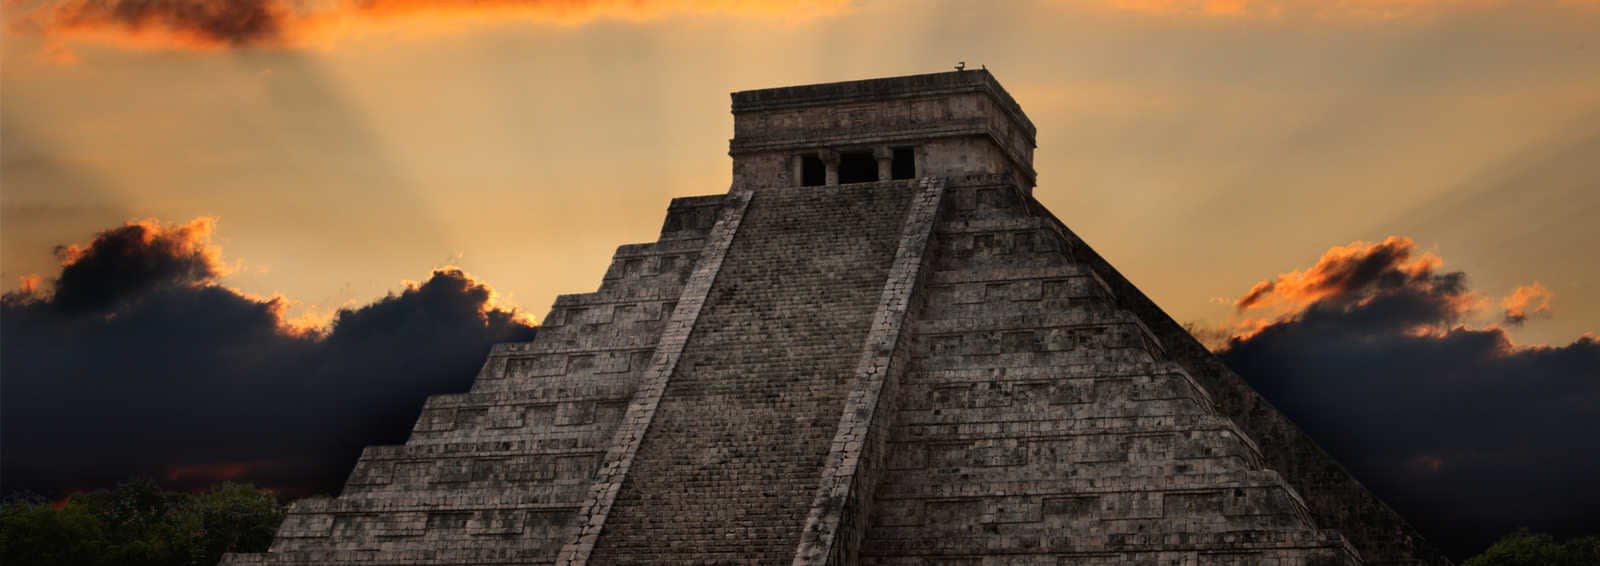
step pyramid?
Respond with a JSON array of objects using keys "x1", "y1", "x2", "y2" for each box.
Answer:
[{"x1": 224, "y1": 71, "x2": 1448, "y2": 566}]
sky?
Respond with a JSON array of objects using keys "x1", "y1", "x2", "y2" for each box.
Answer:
[{"x1": 2, "y1": 0, "x2": 1598, "y2": 559}]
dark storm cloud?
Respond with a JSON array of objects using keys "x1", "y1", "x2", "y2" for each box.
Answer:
[
  {"x1": 1218, "y1": 237, "x2": 1600, "y2": 557},
  {"x1": 0, "y1": 219, "x2": 536, "y2": 498},
  {"x1": 21, "y1": 0, "x2": 847, "y2": 53},
  {"x1": 45, "y1": 217, "x2": 226, "y2": 314},
  {"x1": 40, "y1": 0, "x2": 291, "y2": 47}
]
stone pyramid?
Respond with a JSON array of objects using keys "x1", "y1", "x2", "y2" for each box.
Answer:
[{"x1": 224, "y1": 71, "x2": 1448, "y2": 566}]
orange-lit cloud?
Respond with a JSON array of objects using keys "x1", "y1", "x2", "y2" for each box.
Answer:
[
  {"x1": 22, "y1": 0, "x2": 1592, "y2": 59},
  {"x1": 395, "y1": 264, "x2": 539, "y2": 327},
  {"x1": 334, "y1": 0, "x2": 847, "y2": 24},
  {"x1": 1234, "y1": 236, "x2": 1457, "y2": 312},
  {"x1": 1502, "y1": 282, "x2": 1554, "y2": 325},
  {"x1": 55, "y1": 216, "x2": 226, "y2": 273},
  {"x1": 16, "y1": 275, "x2": 43, "y2": 294},
  {"x1": 1207, "y1": 236, "x2": 1495, "y2": 344},
  {"x1": 33, "y1": 217, "x2": 232, "y2": 314},
  {"x1": 20, "y1": 0, "x2": 849, "y2": 54}
]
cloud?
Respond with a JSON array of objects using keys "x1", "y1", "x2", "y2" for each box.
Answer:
[
  {"x1": 0, "y1": 218, "x2": 536, "y2": 498},
  {"x1": 17, "y1": 0, "x2": 848, "y2": 53},
  {"x1": 13, "y1": 0, "x2": 1598, "y2": 61},
  {"x1": 1231, "y1": 236, "x2": 1476, "y2": 326},
  {"x1": 37, "y1": 0, "x2": 292, "y2": 49},
  {"x1": 1215, "y1": 237, "x2": 1600, "y2": 557},
  {"x1": 44, "y1": 217, "x2": 228, "y2": 314},
  {"x1": 1503, "y1": 282, "x2": 1554, "y2": 325}
]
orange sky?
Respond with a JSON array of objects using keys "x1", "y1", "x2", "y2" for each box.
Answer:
[{"x1": 4, "y1": 0, "x2": 1597, "y2": 347}]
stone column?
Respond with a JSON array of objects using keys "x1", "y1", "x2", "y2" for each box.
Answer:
[
  {"x1": 791, "y1": 154, "x2": 805, "y2": 187},
  {"x1": 874, "y1": 146, "x2": 893, "y2": 181},
  {"x1": 821, "y1": 150, "x2": 840, "y2": 186}
]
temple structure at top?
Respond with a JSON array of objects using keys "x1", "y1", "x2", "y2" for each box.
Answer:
[
  {"x1": 728, "y1": 70, "x2": 1036, "y2": 191},
  {"x1": 226, "y1": 70, "x2": 1448, "y2": 566}
]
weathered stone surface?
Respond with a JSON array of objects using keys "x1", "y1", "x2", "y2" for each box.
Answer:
[
  {"x1": 225, "y1": 70, "x2": 1445, "y2": 566},
  {"x1": 856, "y1": 176, "x2": 1361, "y2": 566},
  {"x1": 221, "y1": 194, "x2": 735, "y2": 566},
  {"x1": 588, "y1": 180, "x2": 918, "y2": 564}
]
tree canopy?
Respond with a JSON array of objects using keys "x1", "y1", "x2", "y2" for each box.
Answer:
[
  {"x1": 1463, "y1": 530, "x2": 1600, "y2": 566},
  {"x1": 0, "y1": 479, "x2": 283, "y2": 566},
  {"x1": 1, "y1": 478, "x2": 1595, "y2": 565}
]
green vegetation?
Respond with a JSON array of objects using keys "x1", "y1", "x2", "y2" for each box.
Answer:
[
  {"x1": 1463, "y1": 530, "x2": 1600, "y2": 566},
  {"x1": 0, "y1": 479, "x2": 283, "y2": 566},
  {"x1": 2, "y1": 480, "x2": 1597, "y2": 566}
]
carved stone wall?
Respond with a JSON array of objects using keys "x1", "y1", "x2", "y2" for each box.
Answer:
[
  {"x1": 589, "y1": 181, "x2": 919, "y2": 564},
  {"x1": 858, "y1": 176, "x2": 1360, "y2": 566},
  {"x1": 1036, "y1": 206, "x2": 1452, "y2": 566},
  {"x1": 221, "y1": 195, "x2": 735, "y2": 566},
  {"x1": 730, "y1": 71, "x2": 1037, "y2": 191},
  {"x1": 228, "y1": 71, "x2": 1445, "y2": 566}
]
